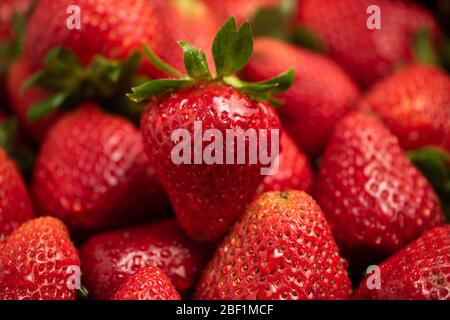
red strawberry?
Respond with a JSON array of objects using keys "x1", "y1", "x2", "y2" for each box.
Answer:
[
  {"x1": 359, "y1": 64, "x2": 450, "y2": 152},
  {"x1": 23, "y1": 0, "x2": 217, "y2": 78},
  {"x1": 24, "y1": 0, "x2": 158, "y2": 72},
  {"x1": 314, "y1": 112, "x2": 445, "y2": 265},
  {"x1": 0, "y1": 216, "x2": 80, "y2": 300},
  {"x1": 141, "y1": 83, "x2": 280, "y2": 242},
  {"x1": 32, "y1": 104, "x2": 168, "y2": 235},
  {"x1": 195, "y1": 191, "x2": 352, "y2": 300},
  {"x1": 113, "y1": 266, "x2": 181, "y2": 300},
  {"x1": 0, "y1": 147, "x2": 34, "y2": 239},
  {"x1": 242, "y1": 38, "x2": 360, "y2": 157},
  {"x1": 257, "y1": 132, "x2": 313, "y2": 194},
  {"x1": 202, "y1": 0, "x2": 280, "y2": 24},
  {"x1": 135, "y1": 19, "x2": 293, "y2": 242},
  {"x1": 7, "y1": 59, "x2": 58, "y2": 143},
  {"x1": 296, "y1": 0, "x2": 440, "y2": 87},
  {"x1": 80, "y1": 219, "x2": 211, "y2": 300},
  {"x1": 354, "y1": 225, "x2": 450, "y2": 300}
]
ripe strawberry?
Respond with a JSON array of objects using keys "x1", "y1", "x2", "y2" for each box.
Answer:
[
  {"x1": 359, "y1": 64, "x2": 450, "y2": 152},
  {"x1": 257, "y1": 132, "x2": 313, "y2": 194},
  {"x1": 31, "y1": 104, "x2": 168, "y2": 235},
  {"x1": 133, "y1": 18, "x2": 293, "y2": 241},
  {"x1": 296, "y1": 0, "x2": 440, "y2": 87},
  {"x1": 23, "y1": 0, "x2": 217, "y2": 78},
  {"x1": 195, "y1": 191, "x2": 352, "y2": 300},
  {"x1": 0, "y1": 216, "x2": 80, "y2": 300},
  {"x1": 7, "y1": 59, "x2": 57, "y2": 143},
  {"x1": 80, "y1": 219, "x2": 211, "y2": 300},
  {"x1": 24, "y1": 0, "x2": 158, "y2": 72},
  {"x1": 242, "y1": 38, "x2": 360, "y2": 158},
  {"x1": 0, "y1": 147, "x2": 34, "y2": 239},
  {"x1": 113, "y1": 266, "x2": 181, "y2": 300},
  {"x1": 202, "y1": 0, "x2": 281, "y2": 24},
  {"x1": 354, "y1": 225, "x2": 450, "y2": 300},
  {"x1": 314, "y1": 112, "x2": 445, "y2": 265}
]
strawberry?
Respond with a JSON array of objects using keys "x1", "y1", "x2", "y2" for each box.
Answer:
[
  {"x1": 23, "y1": 0, "x2": 217, "y2": 78},
  {"x1": 24, "y1": 0, "x2": 158, "y2": 72},
  {"x1": 0, "y1": 216, "x2": 80, "y2": 300},
  {"x1": 354, "y1": 225, "x2": 450, "y2": 300},
  {"x1": 257, "y1": 132, "x2": 313, "y2": 194},
  {"x1": 296, "y1": 0, "x2": 440, "y2": 87},
  {"x1": 0, "y1": 147, "x2": 34, "y2": 239},
  {"x1": 112, "y1": 266, "x2": 181, "y2": 300},
  {"x1": 132, "y1": 18, "x2": 293, "y2": 241},
  {"x1": 202, "y1": 0, "x2": 281, "y2": 24},
  {"x1": 195, "y1": 191, "x2": 352, "y2": 300},
  {"x1": 314, "y1": 112, "x2": 445, "y2": 266},
  {"x1": 241, "y1": 38, "x2": 360, "y2": 158},
  {"x1": 7, "y1": 59, "x2": 57, "y2": 143},
  {"x1": 31, "y1": 104, "x2": 168, "y2": 235},
  {"x1": 80, "y1": 219, "x2": 211, "y2": 300},
  {"x1": 359, "y1": 64, "x2": 450, "y2": 152}
]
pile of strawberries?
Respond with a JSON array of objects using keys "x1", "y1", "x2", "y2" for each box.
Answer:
[{"x1": 0, "y1": 0, "x2": 449, "y2": 301}]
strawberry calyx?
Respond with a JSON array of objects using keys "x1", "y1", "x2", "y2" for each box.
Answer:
[
  {"x1": 0, "y1": 13, "x2": 28, "y2": 76},
  {"x1": 23, "y1": 48, "x2": 146, "y2": 123},
  {"x1": 412, "y1": 27, "x2": 440, "y2": 66},
  {"x1": 408, "y1": 146, "x2": 450, "y2": 220},
  {"x1": 127, "y1": 17, "x2": 295, "y2": 105}
]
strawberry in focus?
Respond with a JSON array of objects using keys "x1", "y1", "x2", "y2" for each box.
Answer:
[
  {"x1": 354, "y1": 225, "x2": 450, "y2": 300},
  {"x1": 195, "y1": 191, "x2": 352, "y2": 300},
  {"x1": 80, "y1": 219, "x2": 211, "y2": 300},
  {"x1": 132, "y1": 18, "x2": 294, "y2": 241},
  {"x1": 113, "y1": 266, "x2": 181, "y2": 300},
  {"x1": 242, "y1": 38, "x2": 360, "y2": 158},
  {"x1": 0, "y1": 216, "x2": 80, "y2": 300},
  {"x1": 32, "y1": 104, "x2": 168, "y2": 235},
  {"x1": 314, "y1": 112, "x2": 445, "y2": 266}
]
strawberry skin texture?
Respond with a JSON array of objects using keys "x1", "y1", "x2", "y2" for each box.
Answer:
[
  {"x1": 257, "y1": 132, "x2": 313, "y2": 194},
  {"x1": 80, "y1": 219, "x2": 210, "y2": 299},
  {"x1": 0, "y1": 148, "x2": 34, "y2": 239},
  {"x1": 355, "y1": 226, "x2": 450, "y2": 300},
  {"x1": 195, "y1": 191, "x2": 352, "y2": 300},
  {"x1": 32, "y1": 104, "x2": 168, "y2": 235},
  {"x1": 7, "y1": 59, "x2": 58, "y2": 144},
  {"x1": 141, "y1": 83, "x2": 280, "y2": 242},
  {"x1": 242, "y1": 38, "x2": 360, "y2": 158},
  {"x1": 0, "y1": 216, "x2": 80, "y2": 300},
  {"x1": 113, "y1": 266, "x2": 181, "y2": 300},
  {"x1": 296, "y1": 0, "x2": 440, "y2": 87},
  {"x1": 202, "y1": 0, "x2": 280, "y2": 24},
  {"x1": 359, "y1": 64, "x2": 450, "y2": 152},
  {"x1": 314, "y1": 112, "x2": 445, "y2": 265}
]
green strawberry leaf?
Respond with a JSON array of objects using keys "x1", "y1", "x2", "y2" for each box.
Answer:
[
  {"x1": 0, "y1": 119, "x2": 19, "y2": 154},
  {"x1": 179, "y1": 41, "x2": 212, "y2": 80},
  {"x1": 251, "y1": 0, "x2": 297, "y2": 39},
  {"x1": 412, "y1": 28, "x2": 439, "y2": 66},
  {"x1": 143, "y1": 44, "x2": 183, "y2": 77},
  {"x1": 212, "y1": 17, "x2": 253, "y2": 78},
  {"x1": 27, "y1": 92, "x2": 70, "y2": 122},
  {"x1": 77, "y1": 286, "x2": 89, "y2": 300},
  {"x1": 127, "y1": 79, "x2": 194, "y2": 102},
  {"x1": 24, "y1": 47, "x2": 144, "y2": 121},
  {"x1": 408, "y1": 146, "x2": 450, "y2": 221},
  {"x1": 290, "y1": 24, "x2": 327, "y2": 53},
  {"x1": 224, "y1": 68, "x2": 295, "y2": 102}
]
